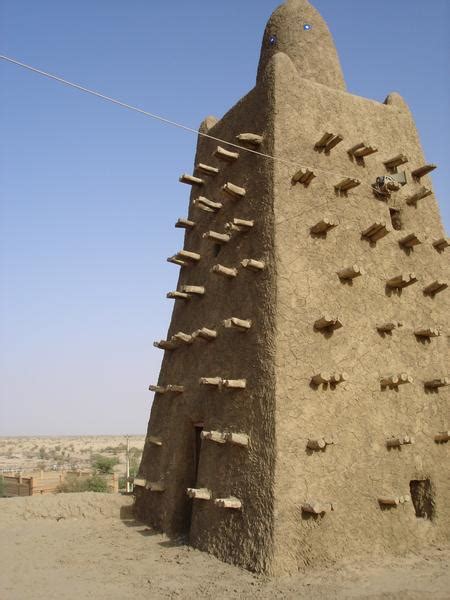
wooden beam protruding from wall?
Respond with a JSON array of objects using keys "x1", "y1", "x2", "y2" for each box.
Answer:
[
  {"x1": 241, "y1": 259, "x2": 265, "y2": 271},
  {"x1": 338, "y1": 264, "x2": 365, "y2": 280},
  {"x1": 214, "y1": 497, "x2": 242, "y2": 509},
  {"x1": 348, "y1": 143, "x2": 378, "y2": 159},
  {"x1": 236, "y1": 133, "x2": 263, "y2": 146},
  {"x1": 334, "y1": 178, "x2": 361, "y2": 192},
  {"x1": 186, "y1": 488, "x2": 212, "y2": 500},
  {"x1": 386, "y1": 273, "x2": 417, "y2": 289},
  {"x1": 175, "y1": 218, "x2": 195, "y2": 229},
  {"x1": 223, "y1": 317, "x2": 252, "y2": 331},
  {"x1": 196, "y1": 163, "x2": 219, "y2": 176},
  {"x1": 179, "y1": 174, "x2": 204, "y2": 186},
  {"x1": 314, "y1": 315, "x2": 342, "y2": 331},
  {"x1": 193, "y1": 196, "x2": 223, "y2": 212},
  {"x1": 399, "y1": 233, "x2": 422, "y2": 249},
  {"x1": 411, "y1": 164, "x2": 436, "y2": 180},
  {"x1": 380, "y1": 373, "x2": 414, "y2": 387},
  {"x1": 423, "y1": 281, "x2": 448, "y2": 296},
  {"x1": 377, "y1": 321, "x2": 403, "y2": 333},
  {"x1": 362, "y1": 222, "x2": 392, "y2": 242},
  {"x1": 222, "y1": 182, "x2": 246, "y2": 199},
  {"x1": 314, "y1": 132, "x2": 343, "y2": 153},
  {"x1": 214, "y1": 146, "x2": 239, "y2": 161},
  {"x1": 406, "y1": 187, "x2": 432, "y2": 205},
  {"x1": 424, "y1": 378, "x2": 449, "y2": 390},
  {"x1": 212, "y1": 264, "x2": 238, "y2": 278},
  {"x1": 292, "y1": 168, "x2": 316, "y2": 187},
  {"x1": 383, "y1": 154, "x2": 408, "y2": 170},
  {"x1": 310, "y1": 218, "x2": 338, "y2": 234}
]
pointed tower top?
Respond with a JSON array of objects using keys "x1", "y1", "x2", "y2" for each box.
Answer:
[{"x1": 257, "y1": 0, "x2": 346, "y2": 90}]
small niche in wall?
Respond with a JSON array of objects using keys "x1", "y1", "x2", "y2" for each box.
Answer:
[
  {"x1": 389, "y1": 208, "x2": 403, "y2": 231},
  {"x1": 409, "y1": 479, "x2": 434, "y2": 520}
]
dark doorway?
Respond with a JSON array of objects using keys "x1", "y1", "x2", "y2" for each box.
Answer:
[
  {"x1": 187, "y1": 423, "x2": 204, "y2": 536},
  {"x1": 410, "y1": 479, "x2": 434, "y2": 520},
  {"x1": 194, "y1": 424, "x2": 204, "y2": 481}
]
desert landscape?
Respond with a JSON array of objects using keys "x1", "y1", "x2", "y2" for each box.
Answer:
[
  {"x1": 0, "y1": 491, "x2": 448, "y2": 599},
  {"x1": 0, "y1": 434, "x2": 145, "y2": 475}
]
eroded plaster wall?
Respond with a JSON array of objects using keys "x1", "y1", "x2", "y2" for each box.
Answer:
[
  {"x1": 135, "y1": 80, "x2": 278, "y2": 572},
  {"x1": 271, "y1": 53, "x2": 449, "y2": 573}
]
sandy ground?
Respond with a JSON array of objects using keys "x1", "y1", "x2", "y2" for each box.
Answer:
[{"x1": 0, "y1": 493, "x2": 449, "y2": 599}]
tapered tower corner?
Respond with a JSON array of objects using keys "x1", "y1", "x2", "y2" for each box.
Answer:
[
  {"x1": 135, "y1": 1, "x2": 449, "y2": 575},
  {"x1": 257, "y1": 0, "x2": 346, "y2": 90}
]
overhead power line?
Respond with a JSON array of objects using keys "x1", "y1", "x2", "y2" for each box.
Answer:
[
  {"x1": 1, "y1": 54, "x2": 380, "y2": 196},
  {"x1": 0, "y1": 54, "x2": 297, "y2": 166}
]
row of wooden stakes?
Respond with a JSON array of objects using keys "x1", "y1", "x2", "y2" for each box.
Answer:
[
  {"x1": 186, "y1": 488, "x2": 242, "y2": 509},
  {"x1": 167, "y1": 251, "x2": 447, "y2": 296},
  {"x1": 302, "y1": 498, "x2": 420, "y2": 514},
  {"x1": 146, "y1": 431, "x2": 449, "y2": 450},
  {"x1": 153, "y1": 317, "x2": 251, "y2": 352},
  {"x1": 311, "y1": 372, "x2": 449, "y2": 390},
  {"x1": 132, "y1": 486, "x2": 440, "y2": 514},
  {"x1": 146, "y1": 431, "x2": 249, "y2": 448},
  {"x1": 183, "y1": 163, "x2": 434, "y2": 204},
  {"x1": 167, "y1": 258, "x2": 266, "y2": 282},
  {"x1": 167, "y1": 255, "x2": 265, "y2": 280},
  {"x1": 180, "y1": 139, "x2": 436, "y2": 203},
  {"x1": 149, "y1": 373, "x2": 448, "y2": 391},
  {"x1": 292, "y1": 168, "x2": 434, "y2": 203},
  {"x1": 180, "y1": 130, "x2": 434, "y2": 190},
  {"x1": 305, "y1": 433, "x2": 448, "y2": 449},
  {"x1": 133, "y1": 479, "x2": 242, "y2": 509},
  {"x1": 314, "y1": 132, "x2": 436, "y2": 179},
  {"x1": 175, "y1": 214, "x2": 449, "y2": 255},
  {"x1": 315, "y1": 316, "x2": 444, "y2": 339},
  {"x1": 310, "y1": 219, "x2": 449, "y2": 254},
  {"x1": 150, "y1": 378, "x2": 247, "y2": 390},
  {"x1": 152, "y1": 316, "x2": 443, "y2": 354},
  {"x1": 335, "y1": 267, "x2": 447, "y2": 296},
  {"x1": 165, "y1": 267, "x2": 446, "y2": 299}
]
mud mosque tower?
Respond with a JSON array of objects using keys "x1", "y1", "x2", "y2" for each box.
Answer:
[{"x1": 134, "y1": 0, "x2": 449, "y2": 574}]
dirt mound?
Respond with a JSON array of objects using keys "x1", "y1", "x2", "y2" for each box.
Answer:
[{"x1": 0, "y1": 492, "x2": 133, "y2": 524}]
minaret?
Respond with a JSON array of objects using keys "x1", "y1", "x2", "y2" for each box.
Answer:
[
  {"x1": 257, "y1": 0, "x2": 346, "y2": 90},
  {"x1": 135, "y1": 0, "x2": 449, "y2": 575}
]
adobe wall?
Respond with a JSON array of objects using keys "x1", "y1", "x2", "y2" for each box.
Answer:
[
  {"x1": 270, "y1": 52, "x2": 449, "y2": 573},
  {"x1": 135, "y1": 80, "x2": 279, "y2": 572}
]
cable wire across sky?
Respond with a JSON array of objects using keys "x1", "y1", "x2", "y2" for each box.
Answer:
[{"x1": 0, "y1": 53, "x2": 387, "y2": 195}]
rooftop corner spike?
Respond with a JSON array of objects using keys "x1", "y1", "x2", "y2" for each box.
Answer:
[{"x1": 257, "y1": 0, "x2": 346, "y2": 90}]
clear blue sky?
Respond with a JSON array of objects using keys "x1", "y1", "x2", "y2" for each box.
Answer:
[{"x1": 1, "y1": 1, "x2": 449, "y2": 436}]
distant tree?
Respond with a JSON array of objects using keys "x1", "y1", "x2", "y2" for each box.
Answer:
[
  {"x1": 91, "y1": 454, "x2": 119, "y2": 474},
  {"x1": 57, "y1": 473, "x2": 109, "y2": 494},
  {"x1": 86, "y1": 475, "x2": 108, "y2": 493},
  {"x1": 57, "y1": 474, "x2": 87, "y2": 493}
]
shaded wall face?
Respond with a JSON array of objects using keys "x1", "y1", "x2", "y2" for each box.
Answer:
[
  {"x1": 272, "y1": 58, "x2": 449, "y2": 573},
  {"x1": 135, "y1": 85, "x2": 278, "y2": 573}
]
